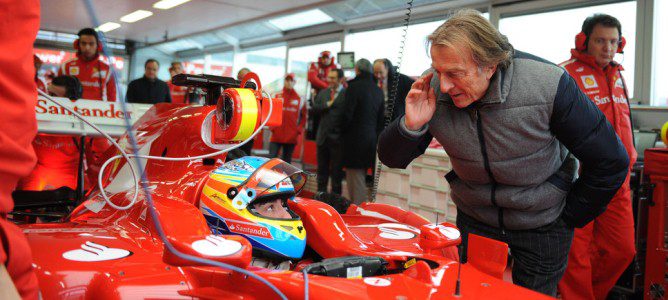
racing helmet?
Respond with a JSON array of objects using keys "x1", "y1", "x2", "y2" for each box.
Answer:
[{"x1": 199, "y1": 157, "x2": 307, "y2": 259}]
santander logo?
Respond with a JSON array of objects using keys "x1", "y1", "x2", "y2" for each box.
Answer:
[
  {"x1": 36, "y1": 98, "x2": 132, "y2": 119},
  {"x1": 62, "y1": 241, "x2": 131, "y2": 262},
  {"x1": 191, "y1": 235, "x2": 243, "y2": 257},
  {"x1": 225, "y1": 219, "x2": 273, "y2": 239}
]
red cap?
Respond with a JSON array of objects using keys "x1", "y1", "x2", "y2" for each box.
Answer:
[
  {"x1": 319, "y1": 51, "x2": 331, "y2": 58},
  {"x1": 285, "y1": 73, "x2": 295, "y2": 81}
]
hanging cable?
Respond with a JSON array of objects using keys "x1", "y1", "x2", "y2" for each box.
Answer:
[{"x1": 370, "y1": 0, "x2": 414, "y2": 202}]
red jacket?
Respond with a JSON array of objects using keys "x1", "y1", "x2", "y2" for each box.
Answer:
[
  {"x1": 167, "y1": 79, "x2": 189, "y2": 104},
  {"x1": 0, "y1": 0, "x2": 40, "y2": 298},
  {"x1": 59, "y1": 54, "x2": 116, "y2": 101},
  {"x1": 308, "y1": 61, "x2": 336, "y2": 92},
  {"x1": 560, "y1": 50, "x2": 637, "y2": 168},
  {"x1": 271, "y1": 88, "x2": 306, "y2": 144}
]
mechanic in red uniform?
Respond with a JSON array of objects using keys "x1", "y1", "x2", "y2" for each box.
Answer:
[
  {"x1": 59, "y1": 28, "x2": 116, "y2": 102},
  {"x1": 0, "y1": 0, "x2": 40, "y2": 298},
  {"x1": 558, "y1": 14, "x2": 636, "y2": 300},
  {"x1": 306, "y1": 51, "x2": 337, "y2": 141},
  {"x1": 269, "y1": 73, "x2": 306, "y2": 163},
  {"x1": 308, "y1": 51, "x2": 337, "y2": 95},
  {"x1": 167, "y1": 61, "x2": 189, "y2": 104},
  {"x1": 58, "y1": 27, "x2": 117, "y2": 186}
]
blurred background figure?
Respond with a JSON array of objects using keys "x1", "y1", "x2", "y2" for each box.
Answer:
[
  {"x1": 270, "y1": 73, "x2": 306, "y2": 163},
  {"x1": 306, "y1": 51, "x2": 337, "y2": 141},
  {"x1": 167, "y1": 61, "x2": 189, "y2": 104},
  {"x1": 126, "y1": 59, "x2": 171, "y2": 104},
  {"x1": 373, "y1": 58, "x2": 413, "y2": 122},
  {"x1": 237, "y1": 67, "x2": 250, "y2": 81},
  {"x1": 341, "y1": 59, "x2": 384, "y2": 204},
  {"x1": 312, "y1": 69, "x2": 346, "y2": 195}
]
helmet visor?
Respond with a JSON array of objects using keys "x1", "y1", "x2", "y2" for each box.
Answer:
[{"x1": 237, "y1": 158, "x2": 307, "y2": 202}]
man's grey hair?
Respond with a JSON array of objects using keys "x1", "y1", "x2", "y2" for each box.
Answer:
[{"x1": 355, "y1": 58, "x2": 373, "y2": 74}]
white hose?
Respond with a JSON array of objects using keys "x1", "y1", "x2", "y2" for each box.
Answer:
[{"x1": 37, "y1": 88, "x2": 273, "y2": 211}]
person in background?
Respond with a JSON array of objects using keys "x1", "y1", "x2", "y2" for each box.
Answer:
[
  {"x1": 236, "y1": 67, "x2": 255, "y2": 156},
  {"x1": 377, "y1": 9, "x2": 628, "y2": 296},
  {"x1": 306, "y1": 51, "x2": 338, "y2": 141},
  {"x1": 269, "y1": 73, "x2": 306, "y2": 163},
  {"x1": 312, "y1": 69, "x2": 346, "y2": 195},
  {"x1": 237, "y1": 68, "x2": 250, "y2": 81},
  {"x1": 0, "y1": 0, "x2": 40, "y2": 298},
  {"x1": 126, "y1": 59, "x2": 171, "y2": 104},
  {"x1": 373, "y1": 58, "x2": 414, "y2": 122},
  {"x1": 59, "y1": 27, "x2": 116, "y2": 102},
  {"x1": 341, "y1": 59, "x2": 384, "y2": 204},
  {"x1": 18, "y1": 75, "x2": 83, "y2": 192},
  {"x1": 34, "y1": 55, "x2": 46, "y2": 92},
  {"x1": 558, "y1": 14, "x2": 636, "y2": 300},
  {"x1": 167, "y1": 61, "x2": 189, "y2": 104},
  {"x1": 58, "y1": 27, "x2": 116, "y2": 173}
]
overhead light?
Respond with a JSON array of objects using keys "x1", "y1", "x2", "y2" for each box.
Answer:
[
  {"x1": 96, "y1": 22, "x2": 121, "y2": 33},
  {"x1": 268, "y1": 9, "x2": 334, "y2": 31},
  {"x1": 120, "y1": 10, "x2": 153, "y2": 23},
  {"x1": 153, "y1": 0, "x2": 191, "y2": 10}
]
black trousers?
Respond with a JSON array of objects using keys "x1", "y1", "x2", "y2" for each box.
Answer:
[
  {"x1": 269, "y1": 142, "x2": 296, "y2": 164},
  {"x1": 456, "y1": 210, "x2": 574, "y2": 297},
  {"x1": 316, "y1": 141, "x2": 343, "y2": 195}
]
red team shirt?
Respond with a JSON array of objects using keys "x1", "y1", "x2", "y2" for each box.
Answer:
[
  {"x1": 561, "y1": 49, "x2": 637, "y2": 167},
  {"x1": 58, "y1": 55, "x2": 116, "y2": 102},
  {"x1": 271, "y1": 88, "x2": 307, "y2": 144}
]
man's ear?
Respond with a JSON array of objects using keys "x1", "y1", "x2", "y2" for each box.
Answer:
[{"x1": 485, "y1": 65, "x2": 497, "y2": 80}]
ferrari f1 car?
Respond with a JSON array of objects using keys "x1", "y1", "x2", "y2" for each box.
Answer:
[{"x1": 15, "y1": 73, "x2": 552, "y2": 299}]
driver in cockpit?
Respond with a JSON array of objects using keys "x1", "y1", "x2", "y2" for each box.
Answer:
[{"x1": 198, "y1": 156, "x2": 307, "y2": 269}]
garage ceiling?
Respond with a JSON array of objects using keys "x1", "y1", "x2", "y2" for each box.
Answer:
[
  {"x1": 40, "y1": 0, "x2": 335, "y2": 43},
  {"x1": 40, "y1": 0, "x2": 482, "y2": 55}
]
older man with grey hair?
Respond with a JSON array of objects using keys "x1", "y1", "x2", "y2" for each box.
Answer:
[
  {"x1": 340, "y1": 59, "x2": 384, "y2": 204},
  {"x1": 378, "y1": 9, "x2": 628, "y2": 296}
]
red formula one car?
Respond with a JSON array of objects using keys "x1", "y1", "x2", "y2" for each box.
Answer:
[{"x1": 15, "y1": 74, "x2": 552, "y2": 299}]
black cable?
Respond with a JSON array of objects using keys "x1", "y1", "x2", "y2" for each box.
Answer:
[{"x1": 370, "y1": 0, "x2": 413, "y2": 202}]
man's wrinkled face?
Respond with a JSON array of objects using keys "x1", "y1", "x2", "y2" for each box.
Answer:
[
  {"x1": 373, "y1": 61, "x2": 388, "y2": 83},
  {"x1": 254, "y1": 199, "x2": 291, "y2": 219},
  {"x1": 78, "y1": 35, "x2": 98, "y2": 60},
  {"x1": 586, "y1": 24, "x2": 620, "y2": 68},
  {"x1": 145, "y1": 61, "x2": 159, "y2": 80},
  {"x1": 326, "y1": 70, "x2": 340, "y2": 89},
  {"x1": 430, "y1": 44, "x2": 496, "y2": 108}
]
